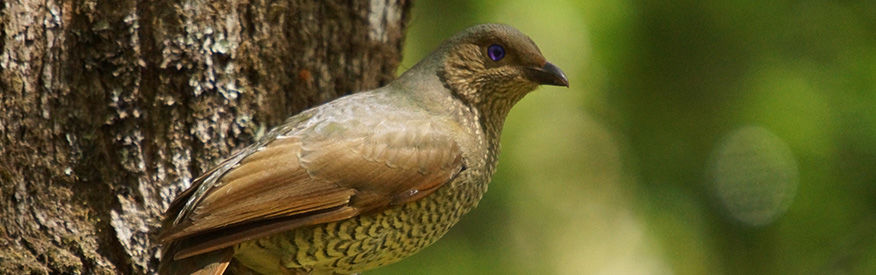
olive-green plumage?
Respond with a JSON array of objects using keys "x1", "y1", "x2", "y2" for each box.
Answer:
[{"x1": 159, "y1": 23, "x2": 567, "y2": 274}]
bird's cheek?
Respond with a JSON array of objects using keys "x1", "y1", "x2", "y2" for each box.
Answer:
[
  {"x1": 513, "y1": 75, "x2": 539, "y2": 92},
  {"x1": 494, "y1": 79, "x2": 537, "y2": 98}
]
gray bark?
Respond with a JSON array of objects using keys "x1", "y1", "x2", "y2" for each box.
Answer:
[{"x1": 0, "y1": 0, "x2": 411, "y2": 273}]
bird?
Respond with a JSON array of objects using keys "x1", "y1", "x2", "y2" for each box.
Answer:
[{"x1": 158, "y1": 23, "x2": 568, "y2": 275}]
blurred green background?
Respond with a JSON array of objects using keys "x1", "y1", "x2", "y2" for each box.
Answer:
[{"x1": 378, "y1": 0, "x2": 876, "y2": 274}]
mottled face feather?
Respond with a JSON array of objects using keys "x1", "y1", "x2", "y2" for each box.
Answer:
[{"x1": 437, "y1": 24, "x2": 555, "y2": 115}]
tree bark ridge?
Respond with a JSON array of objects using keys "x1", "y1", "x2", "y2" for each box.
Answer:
[{"x1": 0, "y1": 1, "x2": 411, "y2": 273}]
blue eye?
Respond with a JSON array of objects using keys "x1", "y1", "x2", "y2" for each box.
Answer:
[{"x1": 487, "y1": 44, "x2": 505, "y2": 61}]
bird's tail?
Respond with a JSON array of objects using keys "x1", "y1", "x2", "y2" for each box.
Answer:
[{"x1": 158, "y1": 240, "x2": 233, "y2": 275}]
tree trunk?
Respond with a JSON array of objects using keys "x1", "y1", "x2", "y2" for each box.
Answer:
[{"x1": 0, "y1": 1, "x2": 410, "y2": 273}]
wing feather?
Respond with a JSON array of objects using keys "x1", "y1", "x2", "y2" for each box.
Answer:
[{"x1": 160, "y1": 117, "x2": 464, "y2": 259}]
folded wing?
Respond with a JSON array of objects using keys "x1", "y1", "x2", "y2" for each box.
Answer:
[{"x1": 159, "y1": 117, "x2": 464, "y2": 260}]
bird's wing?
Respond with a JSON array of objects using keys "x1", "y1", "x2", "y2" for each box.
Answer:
[{"x1": 159, "y1": 116, "x2": 464, "y2": 260}]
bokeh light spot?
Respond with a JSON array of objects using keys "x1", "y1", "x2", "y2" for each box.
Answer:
[{"x1": 708, "y1": 126, "x2": 798, "y2": 227}]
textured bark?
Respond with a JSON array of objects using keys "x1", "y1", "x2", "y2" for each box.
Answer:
[{"x1": 0, "y1": 0, "x2": 411, "y2": 273}]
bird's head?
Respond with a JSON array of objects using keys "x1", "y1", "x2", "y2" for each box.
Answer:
[{"x1": 436, "y1": 24, "x2": 568, "y2": 110}]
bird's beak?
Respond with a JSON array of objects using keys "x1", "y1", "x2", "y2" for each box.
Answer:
[{"x1": 526, "y1": 62, "x2": 569, "y2": 87}]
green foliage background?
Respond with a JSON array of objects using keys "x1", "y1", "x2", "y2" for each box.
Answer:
[{"x1": 378, "y1": 0, "x2": 876, "y2": 274}]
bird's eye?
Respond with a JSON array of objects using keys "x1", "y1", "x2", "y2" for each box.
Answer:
[{"x1": 487, "y1": 44, "x2": 505, "y2": 61}]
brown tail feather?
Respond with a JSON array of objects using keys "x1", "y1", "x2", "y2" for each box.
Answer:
[{"x1": 159, "y1": 241, "x2": 233, "y2": 275}]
